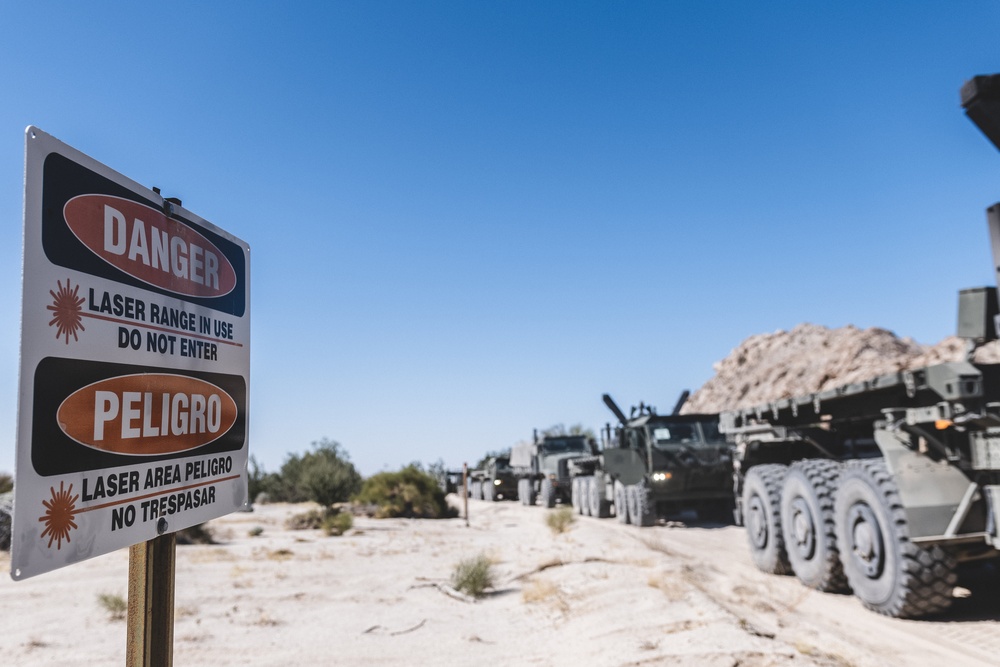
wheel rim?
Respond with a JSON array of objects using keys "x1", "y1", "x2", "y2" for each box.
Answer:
[
  {"x1": 789, "y1": 496, "x2": 815, "y2": 560},
  {"x1": 847, "y1": 502, "x2": 884, "y2": 578},
  {"x1": 747, "y1": 494, "x2": 768, "y2": 549}
]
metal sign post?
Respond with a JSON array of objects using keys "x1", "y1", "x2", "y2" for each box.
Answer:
[{"x1": 12, "y1": 127, "x2": 251, "y2": 665}]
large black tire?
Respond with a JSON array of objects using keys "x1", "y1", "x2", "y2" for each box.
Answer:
[
  {"x1": 541, "y1": 478, "x2": 557, "y2": 508},
  {"x1": 589, "y1": 477, "x2": 612, "y2": 518},
  {"x1": 581, "y1": 478, "x2": 593, "y2": 517},
  {"x1": 517, "y1": 479, "x2": 530, "y2": 506},
  {"x1": 742, "y1": 464, "x2": 791, "y2": 574},
  {"x1": 834, "y1": 459, "x2": 957, "y2": 618},
  {"x1": 483, "y1": 481, "x2": 495, "y2": 502},
  {"x1": 780, "y1": 460, "x2": 847, "y2": 592},
  {"x1": 614, "y1": 481, "x2": 630, "y2": 524},
  {"x1": 525, "y1": 479, "x2": 537, "y2": 506},
  {"x1": 626, "y1": 482, "x2": 655, "y2": 527}
]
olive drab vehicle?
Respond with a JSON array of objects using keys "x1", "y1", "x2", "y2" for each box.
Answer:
[
  {"x1": 468, "y1": 455, "x2": 518, "y2": 502},
  {"x1": 568, "y1": 393, "x2": 734, "y2": 525},
  {"x1": 510, "y1": 432, "x2": 595, "y2": 507},
  {"x1": 715, "y1": 73, "x2": 1000, "y2": 619}
]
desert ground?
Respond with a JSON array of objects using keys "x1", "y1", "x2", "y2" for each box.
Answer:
[{"x1": 3, "y1": 497, "x2": 1000, "y2": 666}]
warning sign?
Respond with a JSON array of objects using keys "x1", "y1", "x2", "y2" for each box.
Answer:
[{"x1": 11, "y1": 127, "x2": 251, "y2": 580}]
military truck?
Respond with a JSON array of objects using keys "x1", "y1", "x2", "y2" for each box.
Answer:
[
  {"x1": 713, "y1": 73, "x2": 1000, "y2": 619},
  {"x1": 433, "y1": 468, "x2": 465, "y2": 495},
  {"x1": 468, "y1": 455, "x2": 518, "y2": 502},
  {"x1": 510, "y1": 433, "x2": 595, "y2": 507},
  {"x1": 569, "y1": 394, "x2": 734, "y2": 525}
]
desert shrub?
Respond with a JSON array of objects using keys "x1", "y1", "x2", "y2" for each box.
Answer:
[
  {"x1": 285, "y1": 507, "x2": 352, "y2": 536},
  {"x1": 248, "y1": 526, "x2": 264, "y2": 537},
  {"x1": 355, "y1": 465, "x2": 456, "y2": 518},
  {"x1": 545, "y1": 507, "x2": 576, "y2": 535},
  {"x1": 98, "y1": 593, "x2": 127, "y2": 620},
  {"x1": 451, "y1": 554, "x2": 495, "y2": 598},
  {"x1": 286, "y1": 508, "x2": 325, "y2": 530},
  {"x1": 322, "y1": 511, "x2": 353, "y2": 536},
  {"x1": 0, "y1": 473, "x2": 12, "y2": 494},
  {"x1": 176, "y1": 523, "x2": 214, "y2": 545},
  {"x1": 248, "y1": 456, "x2": 279, "y2": 503},
  {"x1": 262, "y1": 439, "x2": 362, "y2": 506}
]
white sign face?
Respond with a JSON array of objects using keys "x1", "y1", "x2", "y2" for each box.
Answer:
[{"x1": 11, "y1": 127, "x2": 251, "y2": 580}]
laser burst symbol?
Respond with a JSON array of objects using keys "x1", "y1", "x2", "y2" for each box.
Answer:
[
  {"x1": 47, "y1": 279, "x2": 86, "y2": 343},
  {"x1": 39, "y1": 481, "x2": 79, "y2": 549}
]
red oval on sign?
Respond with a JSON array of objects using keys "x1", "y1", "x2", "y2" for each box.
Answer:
[
  {"x1": 63, "y1": 194, "x2": 237, "y2": 298},
  {"x1": 56, "y1": 373, "x2": 239, "y2": 456}
]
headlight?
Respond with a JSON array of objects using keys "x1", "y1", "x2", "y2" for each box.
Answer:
[
  {"x1": 652, "y1": 472, "x2": 672, "y2": 482},
  {"x1": 493, "y1": 479, "x2": 502, "y2": 485}
]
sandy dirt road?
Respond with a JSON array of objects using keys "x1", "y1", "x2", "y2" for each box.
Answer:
[{"x1": 2, "y1": 497, "x2": 999, "y2": 666}]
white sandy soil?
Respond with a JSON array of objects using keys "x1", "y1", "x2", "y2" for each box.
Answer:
[{"x1": 3, "y1": 498, "x2": 1000, "y2": 666}]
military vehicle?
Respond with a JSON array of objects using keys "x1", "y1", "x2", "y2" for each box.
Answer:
[
  {"x1": 433, "y1": 468, "x2": 465, "y2": 495},
  {"x1": 468, "y1": 455, "x2": 518, "y2": 502},
  {"x1": 510, "y1": 432, "x2": 595, "y2": 507},
  {"x1": 569, "y1": 394, "x2": 734, "y2": 525},
  {"x1": 713, "y1": 73, "x2": 1000, "y2": 619}
]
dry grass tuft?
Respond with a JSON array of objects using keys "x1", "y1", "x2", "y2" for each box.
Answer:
[
  {"x1": 544, "y1": 507, "x2": 576, "y2": 535},
  {"x1": 97, "y1": 592, "x2": 127, "y2": 621},
  {"x1": 522, "y1": 577, "x2": 569, "y2": 612},
  {"x1": 451, "y1": 553, "x2": 495, "y2": 598}
]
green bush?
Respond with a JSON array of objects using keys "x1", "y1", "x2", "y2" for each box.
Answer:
[
  {"x1": 286, "y1": 508, "x2": 325, "y2": 530},
  {"x1": 545, "y1": 507, "x2": 576, "y2": 535},
  {"x1": 254, "y1": 439, "x2": 362, "y2": 506},
  {"x1": 286, "y1": 507, "x2": 353, "y2": 536},
  {"x1": 451, "y1": 554, "x2": 495, "y2": 598},
  {"x1": 355, "y1": 465, "x2": 456, "y2": 519},
  {"x1": 0, "y1": 473, "x2": 12, "y2": 495},
  {"x1": 322, "y1": 511, "x2": 353, "y2": 536}
]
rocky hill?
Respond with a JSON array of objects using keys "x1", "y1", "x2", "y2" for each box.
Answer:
[{"x1": 681, "y1": 323, "x2": 1000, "y2": 414}]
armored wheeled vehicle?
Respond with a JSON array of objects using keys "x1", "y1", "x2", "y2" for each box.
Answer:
[
  {"x1": 468, "y1": 455, "x2": 518, "y2": 502},
  {"x1": 569, "y1": 394, "x2": 734, "y2": 525},
  {"x1": 510, "y1": 433, "x2": 594, "y2": 507},
  {"x1": 714, "y1": 73, "x2": 1000, "y2": 619}
]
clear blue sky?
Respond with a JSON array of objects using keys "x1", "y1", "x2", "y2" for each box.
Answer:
[{"x1": 1, "y1": 2, "x2": 999, "y2": 477}]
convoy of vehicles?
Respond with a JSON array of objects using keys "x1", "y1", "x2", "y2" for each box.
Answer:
[
  {"x1": 454, "y1": 73, "x2": 1000, "y2": 619},
  {"x1": 510, "y1": 432, "x2": 595, "y2": 507}
]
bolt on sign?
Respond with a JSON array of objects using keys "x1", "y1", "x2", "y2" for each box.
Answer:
[{"x1": 11, "y1": 127, "x2": 251, "y2": 580}]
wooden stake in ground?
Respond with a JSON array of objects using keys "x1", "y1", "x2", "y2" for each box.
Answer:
[
  {"x1": 127, "y1": 528, "x2": 176, "y2": 667},
  {"x1": 462, "y1": 463, "x2": 469, "y2": 527}
]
